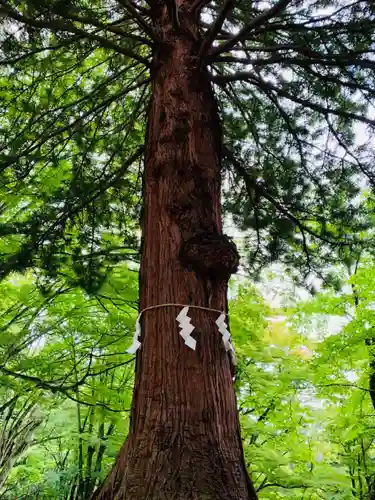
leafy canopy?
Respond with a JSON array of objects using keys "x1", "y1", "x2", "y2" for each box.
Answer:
[{"x1": 0, "y1": 0, "x2": 374, "y2": 290}]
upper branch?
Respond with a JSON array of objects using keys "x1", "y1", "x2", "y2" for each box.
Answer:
[
  {"x1": 116, "y1": 0, "x2": 158, "y2": 41},
  {"x1": 198, "y1": 0, "x2": 234, "y2": 61},
  {"x1": 225, "y1": 147, "x2": 354, "y2": 248},
  {"x1": 211, "y1": 72, "x2": 375, "y2": 127},
  {"x1": 209, "y1": 0, "x2": 293, "y2": 58},
  {"x1": 189, "y1": 0, "x2": 213, "y2": 15},
  {"x1": 0, "y1": 1, "x2": 151, "y2": 67},
  {"x1": 57, "y1": 12, "x2": 154, "y2": 46}
]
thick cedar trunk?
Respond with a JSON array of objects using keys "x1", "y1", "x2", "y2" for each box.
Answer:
[{"x1": 94, "y1": 3, "x2": 257, "y2": 499}]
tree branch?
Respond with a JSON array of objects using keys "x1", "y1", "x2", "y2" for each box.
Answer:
[
  {"x1": 224, "y1": 146, "x2": 356, "y2": 247},
  {"x1": 62, "y1": 392, "x2": 128, "y2": 413},
  {"x1": 212, "y1": 52, "x2": 375, "y2": 71},
  {"x1": 209, "y1": 0, "x2": 293, "y2": 58},
  {"x1": 325, "y1": 117, "x2": 375, "y2": 187},
  {"x1": 189, "y1": 0, "x2": 212, "y2": 14},
  {"x1": 129, "y1": 1, "x2": 151, "y2": 17},
  {"x1": 0, "y1": 360, "x2": 134, "y2": 412},
  {"x1": 257, "y1": 482, "x2": 311, "y2": 491},
  {"x1": 0, "y1": 364, "x2": 85, "y2": 393},
  {"x1": 15, "y1": 78, "x2": 149, "y2": 162},
  {"x1": 58, "y1": 11, "x2": 154, "y2": 46},
  {"x1": 0, "y1": 1, "x2": 150, "y2": 66},
  {"x1": 198, "y1": 0, "x2": 234, "y2": 61},
  {"x1": 116, "y1": 0, "x2": 159, "y2": 41},
  {"x1": 211, "y1": 72, "x2": 375, "y2": 127},
  {"x1": 0, "y1": 35, "x2": 82, "y2": 65}
]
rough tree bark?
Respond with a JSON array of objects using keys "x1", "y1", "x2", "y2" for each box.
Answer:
[{"x1": 94, "y1": 1, "x2": 257, "y2": 498}]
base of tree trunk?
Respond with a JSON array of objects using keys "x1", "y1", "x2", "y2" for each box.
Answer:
[{"x1": 93, "y1": 430, "x2": 257, "y2": 500}]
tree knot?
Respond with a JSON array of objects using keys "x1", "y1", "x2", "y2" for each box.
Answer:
[{"x1": 179, "y1": 232, "x2": 240, "y2": 281}]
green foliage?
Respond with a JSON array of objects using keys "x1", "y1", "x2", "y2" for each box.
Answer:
[
  {"x1": 2, "y1": 266, "x2": 375, "y2": 498},
  {"x1": 0, "y1": 1, "x2": 375, "y2": 498},
  {"x1": 0, "y1": 0, "x2": 374, "y2": 286},
  {"x1": 0, "y1": 264, "x2": 137, "y2": 498},
  {"x1": 0, "y1": 394, "x2": 43, "y2": 491}
]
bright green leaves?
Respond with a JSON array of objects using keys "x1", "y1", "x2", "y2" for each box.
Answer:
[
  {"x1": 1, "y1": 260, "x2": 375, "y2": 498},
  {"x1": 0, "y1": 262, "x2": 134, "y2": 498},
  {"x1": 0, "y1": 5, "x2": 150, "y2": 292},
  {"x1": 229, "y1": 284, "x2": 353, "y2": 498}
]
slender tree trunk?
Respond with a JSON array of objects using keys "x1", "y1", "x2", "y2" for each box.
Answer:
[
  {"x1": 367, "y1": 356, "x2": 375, "y2": 500},
  {"x1": 94, "y1": 2, "x2": 257, "y2": 499}
]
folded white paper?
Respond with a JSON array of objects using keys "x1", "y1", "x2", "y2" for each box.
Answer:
[
  {"x1": 126, "y1": 315, "x2": 142, "y2": 354},
  {"x1": 216, "y1": 313, "x2": 236, "y2": 362},
  {"x1": 125, "y1": 306, "x2": 237, "y2": 364},
  {"x1": 176, "y1": 307, "x2": 196, "y2": 350}
]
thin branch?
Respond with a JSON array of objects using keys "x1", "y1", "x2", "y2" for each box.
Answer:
[
  {"x1": 0, "y1": 35, "x2": 81, "y2": 65},
  {"x1": 7, "y1": 64, "x2": 135, "y2": 150},
  {"x1": 63, "y1": 392, "x2": 129, "y2": 413},
  {"x1": 58, "y1": 12, "x2": 128, "y2": 36},
  {"x1": 209, "y1": 0, "x2": 293, "y2": 58},
  {"x1": 319, "y1": 383, "x2": 373, "y2": 392},
  {"x1": 212, "y1": 52, "x2": 375, "y2": 71},
  {"x1": 253, "y1": 75, "x2": 375, "y2": 127},
  {"x1": 0, "y1": 364, "x2": 84, "y2": 392},
  {"x1": 199, "y1": 19, "x2": 232, "y2": 38},
  {"x1": 0, "y1": 1, "x2": 150, "y2": 66},
  {"x1": 211, "y1": 72, "x2": 375, "y2": 127},
  {"x1": 189, "y1": 0, "x2": 213, "y2": 14},
  {"x1": 35, "y1": 145, "x2": 146, "y2": 249},
  {"x1": 13, "y1": 78, "x2": 149, "y2": 162},
  {"x1": 86, "y1": 359, "x2": 135, "y2": 378},
  {"x1": 116, "y1": 0, "x2": 158, "y2": 40},
  {"x1": 325, "y1": 117, "x2": 375, "y2": 187},
  {"x1": 224, "y1": 146, "x2": 355, "y2": 247},
  {"x1": 257, "y1": 482, "x2": 311, "y2": 491},
  {"x1": 58, "y1": 11, "x2": 154, "y2": 46},
  {"x1": 198, "y1": 0, "x2": 234, "y2": 62},
  {"x1": 129, "y1": 1, "x2": 151, "y2": 17},
  {"x1": 0, "y1": 360, "x2": 133, "y2": 412},
  {"x1": 245, "y1": 19, "x2": 375, "y2": 37}
]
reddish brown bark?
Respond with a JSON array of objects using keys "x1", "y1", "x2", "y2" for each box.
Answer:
[{"x1": 94, "y1": 2, "x2": 257, "y2": 499}]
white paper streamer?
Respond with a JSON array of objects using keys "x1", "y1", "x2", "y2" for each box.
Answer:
[
  {"x1": 125, "y1": 305, "x2": 236, "y2": 365},
  {"x1": 216, "y1": 313, "x2": 237, "y2": 364},
  {"x1": 229, "y1": 350, "x2": 237, "y2": 366},
  {"x1": 176, "y1": 306, "x2": 197, "y2": 350},
  {"x1": 126, "y1": 315, "x2": 142, "y2": 354}
]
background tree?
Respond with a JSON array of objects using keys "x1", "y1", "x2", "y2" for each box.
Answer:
[
  {"x1": 1, "y1": 0, "x2": 375, "y2": 498},
  {"x1": 287, "y1": 259, "x2": 375, "y2": 499},
  {"x1": 0, "y1": 268, "x2": 136, "y2": 499},
  {"x1": 0, "y1": 395, "x2": 42, "y2": 491}
]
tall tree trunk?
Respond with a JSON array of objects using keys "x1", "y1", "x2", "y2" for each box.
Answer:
[{"x1": 94, "y1": 3, "x2": 257, "y2": 499}]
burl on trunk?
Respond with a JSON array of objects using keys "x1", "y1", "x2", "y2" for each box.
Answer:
[{"x1": 94, "y1": 1, "x2": 257, "y2": 499}]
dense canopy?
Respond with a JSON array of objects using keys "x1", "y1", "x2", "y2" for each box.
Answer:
[{"x1": 0, "y1": 0, "x2": 374, "y2": 290}]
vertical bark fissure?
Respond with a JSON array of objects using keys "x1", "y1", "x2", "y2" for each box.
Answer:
[{"x1": 94, "y1": 2, "x2": 256, "y2": 499}]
